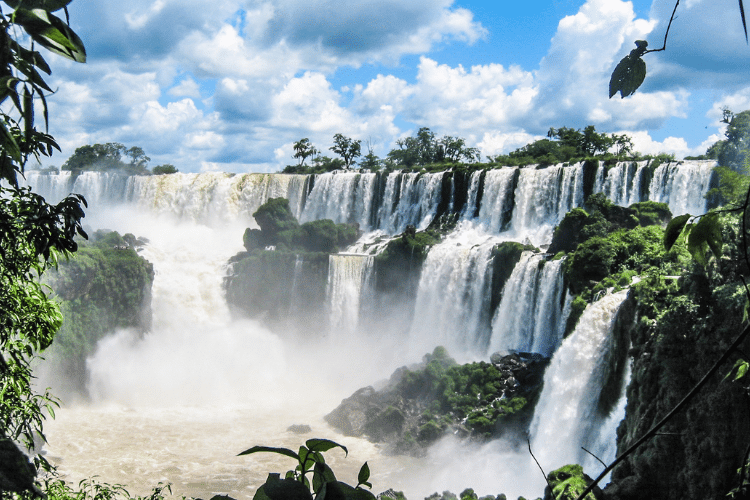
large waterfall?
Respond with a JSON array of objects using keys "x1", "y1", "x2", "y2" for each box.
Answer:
[{"x1": 25, "y1": 160, "x2": 713, "y2": 499}]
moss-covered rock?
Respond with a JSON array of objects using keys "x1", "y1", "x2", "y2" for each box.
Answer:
[
  {"x1": 628, "y1": 201, "x2": 671, "y2": 227},
  {"x1": 325, "y1": 347, "x2": 549, "y2": 456},
  {"x1": 544, "y1": 464, "x2": 603, "y2": 500},
  {"x1": 244, "y1": 197, "x2": 361, "y2": 253}
]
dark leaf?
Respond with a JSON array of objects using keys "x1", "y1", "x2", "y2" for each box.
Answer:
[
  {"x1": 357, "y1": 462, "x2": 370, "y2": 486},
  {"x1": 306, "y1": 439, "x2": 348, "y2": 457},
  {"x1": 664, "y1": 214, "x2": 692, "y2": 251},
  {"x1": 237, "y1": 446, "x2": 300, "y2": 461},
  {"x1": 263, "y1": 478, "x2": 312, "y2": 500},
  {"x1": 741, "y1": 0, "x2": 748, "y2": 42},
  {"x1": 313, "y1": 462, "x2": 338, "y2": 494},
  {"x1": 4, "y1": 0, "x2": 73, "y2": 11},
  {"x1": 687, "y1": 212, "x2": 722, "y2": 266},
  {"x1": 609, "y1": 52, "x2": 647, "y2": 99},
  {"x1": 12, "y1": 9, "x2": 86, "y2": 62},
  {"x1": 329, "y1": 482, "x2": 377, "y2": 500}
]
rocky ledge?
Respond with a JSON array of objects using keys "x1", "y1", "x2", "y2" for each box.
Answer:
[{"x1": 325, "y1": 347, "x2": 550, "y2": 456}]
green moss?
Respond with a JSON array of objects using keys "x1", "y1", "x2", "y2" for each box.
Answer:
[
  {"x1": 546, "y1": 464, "x2": 603, "y2": 500},
  {"x1": 629, "y1": 201, "x2": 672, "y2": 226}
]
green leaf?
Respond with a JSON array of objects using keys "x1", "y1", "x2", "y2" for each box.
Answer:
[
  {"x1": 725, "y1": 359, "x2": 750, "y2": 382},
  {"x1": 306, "y1": 438, "x2": 348, "y2": 457},
  {"x1": 4, "y1": 0, "x2": 73, "y2": 11},
  {"x1": 357, "y1": 462, "x2": 370, "y2": 486},
  {"x1": 609, "y1": 41, "x2": 648, "y2": 99},
  {"x1": 262, "y1": 478, "x2": 312, "y2": 500},
  {"x1": 329, "y1": 482, "x2": 378, "y2": 500},
  {"x1": 687, "y1": 213, "x2": 722, "y2": 266},
  {"x1": 664, "y1": 214, "x2": 692, "y2": 251},
  {"x1": 312, "y1": 462, "x2": 338, "y2": 494},
  {"x1": 12, "y1": 8, "x2": 86, "y2": 62},
  {"x1": 238, "y1": 446, "x2": 300, "y2": 461},
  {"x1": 0, "y1": 120, "x2": 22, "y2": 163}
]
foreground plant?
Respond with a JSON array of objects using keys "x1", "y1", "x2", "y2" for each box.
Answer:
[{"x1": 239, "y1": 438, "x2": 376, "y2": 500}]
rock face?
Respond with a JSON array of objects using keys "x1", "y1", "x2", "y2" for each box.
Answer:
[
  {"x1": 325, "y1": 347, "x2": 549, "y2": 456},
  {"x1": 605, "y1": 264, "x2": 750, "y2": 500}
]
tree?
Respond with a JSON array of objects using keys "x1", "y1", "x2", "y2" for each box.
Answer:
[
  {"x1": 293, "y1": 138, "x2": 317, "y2": 167},
  {"x1": 359, "y1": 139, "x2": 381, "y2": 171},
  {"x1": 0, "y1": 0, "x2": 87, "y2": 492},
  {"x1": 438, "y1": 136, "x2": 480, "y2": 163},
  {"x1": 330, "y1": 133, "x2": 361, "y2": 169},
  {"x1": 152, "y1": 164, "x2": 178, "y2": 175},
  {"x1": 707, "y1": 109, "x2": 750, "y2": 171}
]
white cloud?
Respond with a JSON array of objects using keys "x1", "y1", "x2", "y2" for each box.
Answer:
[
  {"x1": 168, "y1": 77, "x2": 201, "y2": 98},
  {"x1": 625, "y1": 130, "x2": 698, "y2": 158}
]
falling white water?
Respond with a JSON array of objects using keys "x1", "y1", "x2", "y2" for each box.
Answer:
[
  {"x1": 300, "y1": 172, "x2": 377, "y2": 228},
  {"x1": 583, "y1": 362, "x2": 632, "y2": 478},
  {"x1": 375, "y1": 172, "x2": 444, "y2": 234},
  {"x1": 460, "y1": 170, "x2": 484, "y2": 220},
  {"x1": 488, "y1": 253, "x2": 569, "y2": 357},
  {"x1": 530, "y1": 289, "x2": 630, "y2": 471},
  {"x1": 648, "y1": 161, "x2": 715, "y2": 215},
  {"x1": 596, "y1": 161, "x2": 649, "y2": 207},
  {"x1": 473, "y1": 168, "x2": 516, "y2": 232},
  {"x1": 507, "y1": 164, "x2": 584, "y2": 244},
  {"x1": 407, "y1": 224, "x2": 501, "y2": 360},
  {"x1": 326, "y1": 254, "x2": 374, "y2": 340}
]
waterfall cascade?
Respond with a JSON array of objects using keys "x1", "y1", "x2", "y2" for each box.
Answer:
[
  {"x1": 530, "y1": 289, "x2": 630, "y2": 470},
  {"x1": 24, "y1": 160, "x2": 715, "y2": 499}
]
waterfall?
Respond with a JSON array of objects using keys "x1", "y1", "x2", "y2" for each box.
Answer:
[
  {"x1": 507, "y1": 164, "x2": 584, "y2": 244},
  {"x1": 407, "y1": 225, "x2": 499, "y2": 359},
  {"x1": 300, "y1": 172, "x2": 377, "y2": 228},
  {"x1": 460, "y1": 170, "x2": 483, "y2": 221},
  {"x1": 648, "y1": 160, "x2": 715, "y2": 215},
  {"x1": 24, "y1": 171, "x2": 309, "y2": 224},
  {"x1": 488, "y1": 253, "x2": 570, "y2": 357},
  {"x1": 529, "y1": 289, "x2": 630, "y2": 470},
  {"x1": 375, "y1": 172, "x2": 444, "y2": 234},
  {"x1": 596, "y1": 161, "x2": 649, "y2": 206},
  {"x1": 326, "y1": 254, "x2": 375, "y2": 339},
  {"x1": 473, "y1": 168, "x2": 516, "y2": 232}
]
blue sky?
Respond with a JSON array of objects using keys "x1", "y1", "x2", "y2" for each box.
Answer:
[{"x1": 35, "y1": 0, "x2": 750, "y2": 172}]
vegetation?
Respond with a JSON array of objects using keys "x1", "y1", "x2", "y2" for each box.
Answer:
[
  {"x1": 243, "y1": 197, "x2": 360, "y2": 253},
  {"x1": 0, "y1": 0, "x2": 88, "y2": 494},
  {"x1": 43, "y1": 230, "x2": 154, "y2": 395},
  {"x1": 489, "y1": 126, "x2": 634, "y2": 167},
  {"x1": 60, "y1": 143, "x2": 177, "y2": 175},
  {"x1": 239, "y1": 438, "x2": 376, "y2": 500}
]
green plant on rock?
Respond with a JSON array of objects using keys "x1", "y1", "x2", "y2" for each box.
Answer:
[{"x1": 239, "y1": 438, "x2": 376, "y2": 500}]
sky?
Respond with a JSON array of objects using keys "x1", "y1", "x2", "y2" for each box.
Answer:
[{"x1": 30, "y1": 0, "x2": 750, "y2": 173}]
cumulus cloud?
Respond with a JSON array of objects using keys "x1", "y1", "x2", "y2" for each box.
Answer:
[
  {"x1": 643, "y1": 0, "x2": 750, "y2": 90},
  {"x1": 40, "y1": 0, "x2": 737, "y2": 173}
]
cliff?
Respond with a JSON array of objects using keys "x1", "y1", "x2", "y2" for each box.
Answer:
[{"x1": 43, "y1": 230, "x2": 154, "y2": 397}]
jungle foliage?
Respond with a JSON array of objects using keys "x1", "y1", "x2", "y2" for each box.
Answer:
[
  {"x1": 0, "y1": 0, "x2": 88, "y2": 493},
  {"x1": 42, "y1": 230, "x2": 153, "y2": 396}
]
